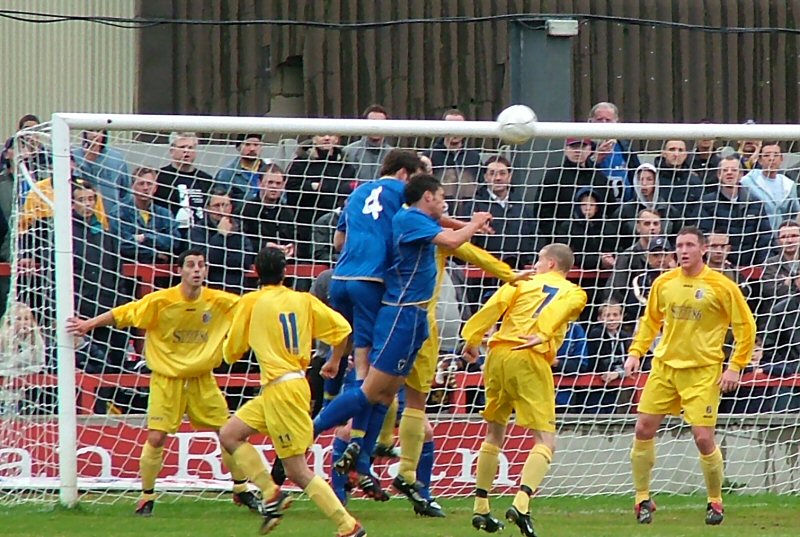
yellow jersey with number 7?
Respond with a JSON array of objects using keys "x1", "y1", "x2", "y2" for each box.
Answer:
[{"x1": 461, "y1": 272, "x2": 587, "y2": 363}]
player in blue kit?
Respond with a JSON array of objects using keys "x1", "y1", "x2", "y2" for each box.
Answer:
[
  {"x1": 313, "y1": 174, "x2": 492, "y2": 498},
  {"x1": 328, "y1": 149, "x2": 423, "y2": 388}
]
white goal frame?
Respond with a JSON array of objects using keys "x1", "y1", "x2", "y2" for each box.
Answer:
[{"x1": 49, "y1": 112, "x2": 800, "y2": 507}]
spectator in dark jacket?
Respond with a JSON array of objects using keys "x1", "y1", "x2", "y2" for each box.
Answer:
[
  {"x1": 580, "y1": 301, "x2": 634, "y2": 413},
  {"x1": 189, "y1": 188, "x2": 256, "y2": 293},
  {"x1": 611, "y1": 163, "x2": 680, "y2": 250},
  {"x1": 761, "y1": 220, "x2": 800, "y2": 300},
  {"x1": 608, "y1": 209, "x2": 663, "y2": 307},
  {"x1": 537, "y1": 138, "x2": 615, "y2": 240},
  {"x1": 426, "y1": 108, "x2": 483, "y2": 201},
  {"x1": 455, "y1": 156, "x2": 537, "y2": 268},
  {"x1": 626, "y1": 236, "x2": 676, "y2": 319},
  {"x1": 688, "y1": 131, "x2": 721, "y2": 189},
  {"x1": 699, "y1": 155, "x2": 773, "y2": 266},
  {"x1": 655, "y1": 140, "x2": 705, "y2": 230},
  {"x1": 240, "y1": 163, "x2": 297, "y2": 253},
  {"x1": 556, "y1": 189, "x2": 617, "y2": 270},
  {"x1": 286, "y1": 135, "x2": 356, "y2": 258},
  {"x1": 759, "y1": 293, "x2": 800, "y2": 411}
]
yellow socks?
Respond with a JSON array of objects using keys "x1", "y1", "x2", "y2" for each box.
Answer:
[
  {"x1": 512, "y1": 444, "x2": 553, "y2": 515},
  {"x1": 378, "y1": 397, "x2": 399, "y2": 448},
  {"x1": 139, "y1": 442, "x2": 163, "y2": 498},
  {"x1": 631, "y1": 438, "x2": 656, "y2": 504},
  {"x1": 305, "y1": 475, "x2": 358, "y2": 534},
  {"x1": 473, "y1": 442, "x2": 502, "y2": 514},
  {"x1": 398, "y1": 407, "x2": 426, "y2": 483},
  {"x1": 221, "y1": 448, "x2": 249, "y2": 494},
  {"x1": 699, "y1": 447, "x2": 724, "y2": 504},
  {"x1": 232, "y1": 443, "x2": 278, "y2": 499}
]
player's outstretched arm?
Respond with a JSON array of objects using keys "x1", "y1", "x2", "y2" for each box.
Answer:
[
  {"x1": 222, "y1": 296, "x2": 254, "y2": 365},
  {"x1": 433, "y1": 211, "x2": 492, "y2": 250},
  {"x1": 65, "y1": 311, "x2": 116, "y2": 337},
  {"x1": 440, "y1": 214, "x2": 495, "y2": 235}
]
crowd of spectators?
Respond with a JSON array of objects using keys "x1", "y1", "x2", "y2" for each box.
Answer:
[{"x1": 0, "y1": 102, "x2": 799, "y2": 417}]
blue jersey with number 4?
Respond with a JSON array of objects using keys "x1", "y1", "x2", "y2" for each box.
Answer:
[
  {"x1": 382, "y1": 207, "x2": 443, "y2": 306},
  {"x1": 333, "y1": 178, "x2": 406, "y2": 281}
]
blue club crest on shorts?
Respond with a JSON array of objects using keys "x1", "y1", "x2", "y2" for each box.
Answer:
[
  {"x1": 202, "y1": 312, "x2": 212, "y2": 323},
  {"x1": 695, "y1": 289, "x2": 704, "y2": 300}
]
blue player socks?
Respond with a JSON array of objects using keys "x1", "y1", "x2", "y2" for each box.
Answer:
[
  {"x1": 330, "y1": 437, "x2": 349, "y2": 503},
  {"x1": 354, "y1": 402, "x2": 389, "y2": 474},
  {"x1": 313, "y1": 388, "x2": 370, "y2": 437},
  {"x1": 417, "y1": 440, "x2": 435, "y2": 500}
]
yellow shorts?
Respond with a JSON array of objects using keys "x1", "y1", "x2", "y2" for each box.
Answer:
[
  {"x1": 482, "y1": 344, "x2": 556, "y2": 433},
  {"x1": 638, "y1": 360, "x2": 722, "y2": 426},
  {"x1": 147, "y1": 371, "x2": 229, "y2": 434},
  {"x1": 406, "y1": 315, "x2": 439, "y2": 394},
  {"x1": 236, "y1": 377, "x2": 312, "y2": 459}
]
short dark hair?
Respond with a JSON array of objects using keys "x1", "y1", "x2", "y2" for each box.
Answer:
[
  {"x1": 778, "y1": 220, "x2": 800, "y2": 231},
  {"x1": 71, "y1": 177, "x2": 96, "y2": 194},
  {"x1": 255, "y1": 246, "x2": 287, "y2": 286},
  {"x1": 676, "y1": 226, "x2": 707, "y2": 245},
  {"x1": 132, "y1": 166, "x2": 157, "y2": 181},
  {"x1": 207, "y1": 186, "x2": 230, "y2": 199},
  {"x1": 404, "y1": 174, "x2": 441, "y2": 205},
  {"x1": 18, "y1": 114, "x2": 40, "y2": 130},
  {"x1": 177, "y1": 248, "x2": 206, "y2": 267},
  {"x1": 236, "y1": 133, "x2": 263, "y2": 147},
  {"x1": 442, "y1": 108, "x2": 466, "y2": 120},
  {"x1": 362, "y1": 104, "x2": 390, "y2": 119},
  {"x1": 484, "y1": 155, "x2": 511, "y2": 169},
  {"x1": 380, "y1": 149, "x2": 422, "y2": 177}
]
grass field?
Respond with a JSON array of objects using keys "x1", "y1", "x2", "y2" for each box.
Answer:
[{"x1": 1, "y1": 493, "x2": 799, "y2": 537}]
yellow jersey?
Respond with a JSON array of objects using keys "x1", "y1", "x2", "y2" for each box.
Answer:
[
  {"x1": 223, "y1": 285, "x2": 352, "y2": 384},
  {"x1": 461, "y1": 271, "x2": 587, "y2": 363},
  {"x1": 629, "y1": 266, "x2": 756, "y2": 371},
  {"x1": 111, "y1": 285, "x2": 239, "y2": 378}
]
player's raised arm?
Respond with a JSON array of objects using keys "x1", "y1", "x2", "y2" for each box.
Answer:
[
  {"x1": 309, "y1": 293, "x2": 353, "y2": 376},
  {"x1": 450, "y1": 241, "x2": 516, "y2": 282},
  {"x1": 432, "y1": 210, "x2": 492, "y2": 250}
]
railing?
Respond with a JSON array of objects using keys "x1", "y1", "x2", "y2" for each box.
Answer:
[{"x1": 3, "y1": 371, "x2": 798, "y2": 416}]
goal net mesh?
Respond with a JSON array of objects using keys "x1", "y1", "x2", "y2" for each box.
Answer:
[{"x1": 1, "y1": 118, "x2": 799, "y2": 505}]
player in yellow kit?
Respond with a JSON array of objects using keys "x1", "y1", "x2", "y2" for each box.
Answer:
[
  {"x1": 461, "y1": 243, "x2": 587, "y2": 537},
  {"x1": 393, "y1": 241, "x2": 527, "y2": 516},
  {"x1": 218, "y1": 247, "x2": 366, "y2": 537},
  {"x1": 65, "y1": 249, "x2": 258, "y2": 517},
  {"x1": 623, "y1": 227, "x2": 756, "y2": 526}
]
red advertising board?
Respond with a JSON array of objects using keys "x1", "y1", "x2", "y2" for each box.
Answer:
[{"x1": 0, "y1": 419, "x2": 535, "y2": 496}]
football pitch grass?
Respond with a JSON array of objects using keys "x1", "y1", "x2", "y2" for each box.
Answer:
[{"x1": 1, "y1": 493, "x2": 798, "y2": 537}]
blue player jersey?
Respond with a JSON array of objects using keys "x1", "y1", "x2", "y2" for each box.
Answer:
[
  {"x1": 333, "y1": 178, "x2": 406, "y2": 281},
  {"x1": 382, "y1": 207, "x2": 442, "y2": 306}
]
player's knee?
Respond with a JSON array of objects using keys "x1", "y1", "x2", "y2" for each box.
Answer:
[
  {"x1": 634, "y1": 419, "x2": 658, "y2": 441},
  {"x1": 691, "y1": 427, "x2": 716, "y2": 454},
  {"x1": 424, "y1": 419, "x2": 434, "y2": 441},
  {"x1": 146, "y1": 430, "x2": 167, "y2": 449}
]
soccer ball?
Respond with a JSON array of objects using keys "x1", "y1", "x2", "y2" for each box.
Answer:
[{"x1": 496, "y1": 105, "x2": 537, "y2": 144}]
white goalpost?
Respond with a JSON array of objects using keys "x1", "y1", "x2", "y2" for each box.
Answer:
[{"x1": 1, "y1": 112, "x2": 799, "y2": 507}]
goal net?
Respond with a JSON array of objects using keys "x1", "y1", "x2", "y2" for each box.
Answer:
[{"x1": 1, "y1": 114, "x2": 799, "y2": 506}]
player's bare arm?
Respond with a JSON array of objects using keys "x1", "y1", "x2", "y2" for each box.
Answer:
[
  {"x1": 433, "y1": 211, "x2": 492, "y2": 250},
  {"x1": 65, "y1": 310, "x2": 116, "y2": 337},
  {"x1": 718, "y1": 367, "x2": 740, "y2": 393}
]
